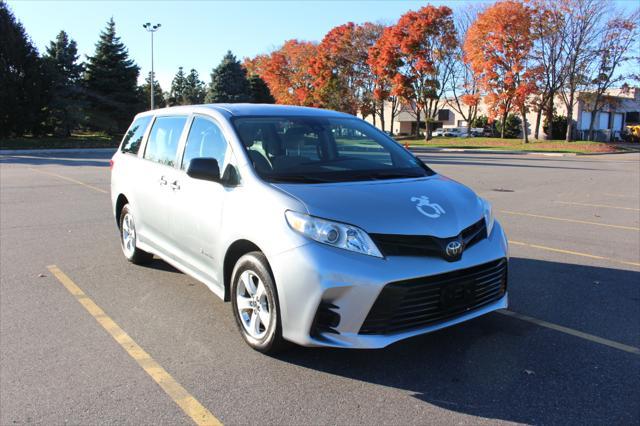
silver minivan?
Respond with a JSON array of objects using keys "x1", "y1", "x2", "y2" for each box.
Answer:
[{"x1": 110, "y1": 104, "x2": 509, "y2": 353}]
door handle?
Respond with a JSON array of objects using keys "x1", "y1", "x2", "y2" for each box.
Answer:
[
  {"x1": 170, "y1": 180, "x2": 180, "y2": 191},
  {"x1": 159, "y1": 176, "x2": 168, "y2": 186}
]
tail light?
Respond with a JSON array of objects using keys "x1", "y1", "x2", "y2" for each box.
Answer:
[{"x1": 109, "y1": 158, "x2": 114, "y2": 170}]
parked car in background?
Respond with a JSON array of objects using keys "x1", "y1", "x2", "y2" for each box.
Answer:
[
  {"x1": 444, "y1": 128, "x2": 471, "y2": 137},
  {"x1": 432, "y1": 128, "x2": 445, "y2": 137},
  {"x1": 111, "y1": 104, "x2": 508, "y2": 353}
]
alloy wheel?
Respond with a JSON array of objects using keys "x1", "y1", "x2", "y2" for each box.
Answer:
[
  {"x1": 121, "y1": 213, "x2": 136, "y2": 258},
  {"x1": 235, "y1": 270, "x2": 271, "y2": 339}
]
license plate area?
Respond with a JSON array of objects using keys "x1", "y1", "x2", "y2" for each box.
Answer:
[{"x1": 440, "y1": 281, "x2": 475, "y2": 308}]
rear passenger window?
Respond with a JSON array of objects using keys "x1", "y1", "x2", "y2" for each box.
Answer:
[
  {"x1": 181, "y1": 117, "x2": 228, "y2": 171},
  {"x1": 144, "y1": 116, "x2": 188, "y2": 167},
  {"x1": 121, "y1": 116, "x2": 152, "y2": 155}
]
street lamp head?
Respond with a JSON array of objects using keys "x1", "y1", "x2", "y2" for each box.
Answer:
[{"x1": 143, "y1": 22, "x2": 161, "y2": 32}]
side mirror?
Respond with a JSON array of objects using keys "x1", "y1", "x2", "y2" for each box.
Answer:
[{"x1": 186, "y1": 158, "x2": 221, "y2": 182}]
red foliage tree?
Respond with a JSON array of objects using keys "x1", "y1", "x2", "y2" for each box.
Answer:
[
  {"x1": 244, "y1": 40, "x2": 317, "y2": 106},
  {"x1": 464, "y1": 1, "x2": 540, "y2": 142},
  {"x1": 368, "y1": 25, "x2": 401, "y2": 134},
  {"x1": 309, "y1": 22, "x2": 383, "y2": 117},
  {"x1": 371, "y1": 5, "x2": 458, "y2": 140}
]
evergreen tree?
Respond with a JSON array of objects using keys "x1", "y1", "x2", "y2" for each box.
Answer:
[
  {"x1": 0, "y1": 1, "x2": 50, "y2": 137},
  {"x1": 43, "y1": 30, "x2": 84, "y2": 136},
  {"x1": 248, "y1": 74, "x2": 275, "y2": 104},
  {"x1": 84, "y1": 18, "x2": 140, "y2": 134},
  {"x1": 169, "y1": 66, "x2": 187, "y2": 106},
  {"x1": 205, "y1": 51, "x2": 251, "y2": 103},
  {"x1": 140, "y1": 72, "x2": 165, "y2": 109},
  {"x1": 184, "y1": 69, "x2": 206, "y2": 104}
]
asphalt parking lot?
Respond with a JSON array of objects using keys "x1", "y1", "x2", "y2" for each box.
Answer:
[{"x1": 1, "y1": 149, "x2": 638, "y2": 425}]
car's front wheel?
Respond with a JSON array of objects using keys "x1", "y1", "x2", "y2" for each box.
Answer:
[
  {"x1": 119, "y1": 204, "x2": 153, "y2": 264},
  {"x1": 230, "y1": 252, "x2": 287, "y2": 354}
]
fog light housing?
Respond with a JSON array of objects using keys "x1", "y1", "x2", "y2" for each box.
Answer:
[{"x1": 310, "y1": 302, "x2": 341, "y2": 336}]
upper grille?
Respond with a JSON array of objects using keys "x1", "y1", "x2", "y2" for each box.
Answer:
[
  {"x1": 359, "y1": 258, "x2": 507, "y2": 335},
  {"x1": 369, "y1": 218, "x2": 486, "y2": 261}
]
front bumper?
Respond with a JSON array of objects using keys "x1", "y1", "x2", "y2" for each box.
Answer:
[{"x1": 270, "y1": 221, "x2": 509, "y2": 348}]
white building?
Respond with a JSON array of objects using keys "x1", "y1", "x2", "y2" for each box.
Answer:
[{"x1": 365, "y1": 87, "x2": 640, "y2": 141}]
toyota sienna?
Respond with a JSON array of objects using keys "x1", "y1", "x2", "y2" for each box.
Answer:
[{"x1": 110, "y1": 104, "x2": 509, "y2": 353}]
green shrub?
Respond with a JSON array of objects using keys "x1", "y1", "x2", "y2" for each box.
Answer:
[
  {"x1": 496, "y1": 114, "x2": 521, "y2": 138},
  {"x1": 471, "y1": 115, "x2": 489, "y2": 128},
  {"x1": 543, "y1": 114, "x2": 568, "y2": 139}
]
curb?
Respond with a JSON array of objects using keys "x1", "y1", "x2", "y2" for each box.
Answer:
[
  {"x1": 0, "y1": 148, "x2": 117, "y2": 155},
  {"x1": 407, "y1": 147, "x2": 639, "y2": 156},
  {"x1": 408, "y1": 147, "x2": 577, "y2": 157}
]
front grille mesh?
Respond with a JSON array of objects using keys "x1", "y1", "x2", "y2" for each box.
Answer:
[{"x1": 359, "y1": 258, "x2": 507, "y2": 335}]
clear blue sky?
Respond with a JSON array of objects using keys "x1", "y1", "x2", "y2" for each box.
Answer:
[{"x1": 7, "y1": 0, "x2": 639, "y2": 91}]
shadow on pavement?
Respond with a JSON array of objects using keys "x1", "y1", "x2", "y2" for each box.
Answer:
[
  {"x1": 139, "y1": 257, "x2": 182, "y2": 274},
  {"x1": 271, "y1": 257, "x2": 639, "y2": 424},
  {"x1": 0, "y1": 151, "x2": 113, "y2": 167}
]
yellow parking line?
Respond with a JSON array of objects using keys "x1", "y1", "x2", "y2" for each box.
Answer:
[
  {"x1": 499, "y1": 209, "x2": 639, "y2": 231},
  {"x1": 509, "y1": 240, "x2": 640, "y2": 267},
  {"x1": 29, "y1": 167, "x2": 108, "y2": 194},
  {"x1": 498, "y1": 310, "x2": 640, "y2": 355},
  {"x1": 47, "y1": 265, "x2": 222, "y2": 426},
  {"x1": 554, "y1": 200, "x2": 640, "y2": 211}
]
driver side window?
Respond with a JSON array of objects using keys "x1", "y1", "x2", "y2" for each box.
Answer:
[{"x1": 182, "y1": 117, "x2": 228, "y2": 171}]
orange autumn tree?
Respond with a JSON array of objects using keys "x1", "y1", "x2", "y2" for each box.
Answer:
[
  {"x1": 464, "y1": 1, "x2": 540, "y2": 142},
  {"x1": 373, "y1": 5, "x2": 458, "y2": 140},
  {"x1": 368, "y1": 26, "x2": 402, "y2": 134},
  {"x1": 244, "y1": 40, "x2": 317, "y2": 106},
  {"x1": 309, "y1": 22, "x2": 383, "y2": 117}
]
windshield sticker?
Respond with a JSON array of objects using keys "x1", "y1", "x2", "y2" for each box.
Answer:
[{"x1": 411, "y1": 196, "x2": 446, "y2": 218}]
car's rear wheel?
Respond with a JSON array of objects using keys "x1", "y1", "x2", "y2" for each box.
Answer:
[
  {"x1": 230, "y1": 251, "x2": 287, "y2": 354},
  {"x1": 119, "y1": 204, "x2": 153, "y2": 264}
]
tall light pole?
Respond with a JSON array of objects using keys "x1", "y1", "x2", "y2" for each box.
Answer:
[{"x1": 143, "y1": 22, "x2": 161, "y2": 110}]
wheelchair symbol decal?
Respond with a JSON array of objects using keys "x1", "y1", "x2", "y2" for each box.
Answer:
[{"x1": 411, "y1": 196, "x2": 446, "y2": 218}]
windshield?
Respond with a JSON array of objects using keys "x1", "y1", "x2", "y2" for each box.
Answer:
[{"x1": 232, "y1": 116, "x2": 434, "y2": 183}]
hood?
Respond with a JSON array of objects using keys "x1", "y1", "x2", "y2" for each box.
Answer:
[{"x1": 273, "y1": 174, "x2": 484, "y2": 237}]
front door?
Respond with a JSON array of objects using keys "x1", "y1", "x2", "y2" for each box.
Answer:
[{"x1": 169, "y1": 115, "x2": 233, "y2": 289}]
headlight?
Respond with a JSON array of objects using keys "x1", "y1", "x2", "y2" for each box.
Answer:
[
  {"x1": 285, "y1": 211, "x2": 383, "y2": 258},
  {"x1": 480, "y1": 197, "x2": 495, "y2": 236}
]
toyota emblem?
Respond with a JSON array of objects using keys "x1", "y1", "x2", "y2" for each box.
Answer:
[{"x1": 445, "y1": 240, "x2": 463, "y2": 258}]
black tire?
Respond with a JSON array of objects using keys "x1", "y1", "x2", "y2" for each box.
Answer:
[
  {"x1": 230, "y1": 251, "x2": 288, "y2": 354},
  {"x1": 119, "y1": 204, "x2": 153, "y2": 265}
]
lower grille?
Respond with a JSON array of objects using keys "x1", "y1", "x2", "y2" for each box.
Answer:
[{"x1": 359, "y1": 258, "x2": 507, "y2": 335}]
